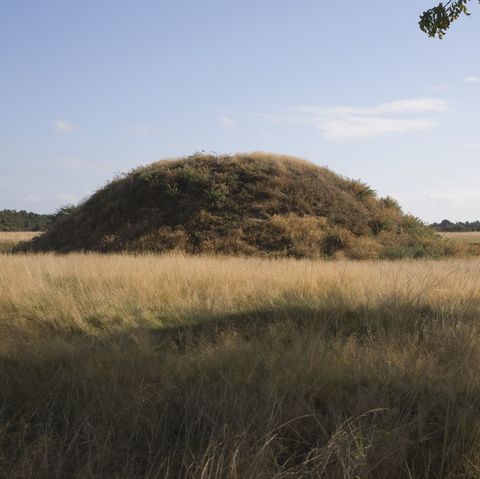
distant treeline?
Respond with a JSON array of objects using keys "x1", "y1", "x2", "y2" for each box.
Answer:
[
  {"x1": 431, "y1": 219, "x2": 480, "y2": 232},
  {"x1": 0, "y1": 210, "x2": 53, "y2": 231}
]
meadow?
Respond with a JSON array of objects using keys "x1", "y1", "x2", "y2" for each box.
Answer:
[
  {"x1": 0, "y1": 231, "x2": 39, "y2": 252},
  {"x1": 3, "y1": 244, "x2": 480, "y2": 477},
  {"x1": 441, "y1": 231, "x2": 480, "y2": 243}
]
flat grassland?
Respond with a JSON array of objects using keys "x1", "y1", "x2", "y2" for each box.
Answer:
[
  {"x1": 440, "y1": 232, "x2": 480, "y2": 255},
  {"x1": 0, "y1": 231, "x2": 40, "y2": 252},
  {"x1": 442, "y1": 231, "x2": 480, "y2": 243},
  {"x1": 0, "y1": 231, "x2": 40, "y2": 241},
  {"x1": 2, "y1": 252, "x2": 480, "y2": 477}
]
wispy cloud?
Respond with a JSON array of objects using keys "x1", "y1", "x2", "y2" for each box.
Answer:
[
  {"x1": 427, "y1": 188, "x2": 480, "y2": 205},
  {"x1": 463, "y1": 76, "x2": 480, "y2": 84},
  {"x1": 258, "y1": 97, "x2": 449, "y2": 140},
  {"x1": 431, "y1": 84, "x2": 449, "y2": 92},
  {"x1": 318, "y1": 116, "x2": 436, "y2": 140},
  {"x1": 222, "y1": 115, "x2": 236, "y2": 128},
  {"x1": 129, "y1": 125, "x2": 160, "y2": 137},
  {"x1": 426, "y1": 178, "x2": 480, "y2": 205},
  {"x1": 294, "y1": 98, "x2": 449, "y2": 116},
  {"x1": 53, "y1": 120, "x2": 73, "y2": 135}
]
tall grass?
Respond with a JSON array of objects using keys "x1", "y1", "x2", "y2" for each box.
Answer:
[
  {"x1": 442, "y1": 231, "x2": 480, "y2": 243},
  {"x1": 2, "y1": 253, "x2": 480, "y2": 477},
  {"x1": 0, "y1": 231, "x2": 40, "y2": 253}
]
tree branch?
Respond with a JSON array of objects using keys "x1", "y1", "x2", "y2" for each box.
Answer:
[{"x1": 419, "y1": 0, "x2": 476, "y2": 38}]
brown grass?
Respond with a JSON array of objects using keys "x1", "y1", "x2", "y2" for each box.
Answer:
[
  {"x1": 3, "y1": 253, "x2": 480, "y2": 477},
  {"x1": 440, "y1": 232, "x2": 480, "y2": 256},
  {"x1": 441, "y1": 231, "x2": 480, "y2": 243},
  {"x1": 0, "y1": 231, "x2": 40, "y2": 243},
  {"x1": 0, "y1": 231, "x2": 41, "y2": 253}
]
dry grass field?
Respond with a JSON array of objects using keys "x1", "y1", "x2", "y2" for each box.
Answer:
[
  {"x1": 441, "y1": 231, "x2": 480, "y2": 243},
  {"x1": 2, "y1": 252, "x2": 480, "y2": 477},
  {"x1": 0, "y1": 231, "x2": 40, "y2": 252},
  {"x1": 439, "y1": 232, "x2": 480, "y2": 256},
  {"x1": 0, "y1": 231, "x2": 40, "y2": 243}
]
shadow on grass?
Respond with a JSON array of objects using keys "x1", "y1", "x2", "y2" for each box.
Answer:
[
  {"x1": 94, "y1": 297, "x2": 461, "y2": 354},
  {"x1": 0, "y1": 298, "x2": 477, "y2": 478}
]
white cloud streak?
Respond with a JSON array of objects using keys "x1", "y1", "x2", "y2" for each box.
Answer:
[
  {"x1": 53, "y1": 120, "x2": 73, "y2": 134},
  {"x1": 295, "y1": 97, "x2": 449, "y2": 116},
  {"x1": 259, "y1": 97, "x2": 449, "y2": 140},
  {"x1": 431, "y1": 84, "x2": 449, "y2": 92},
  {"x1": 464, "y1": 76, "x2": 480, "y2": 83},
  {"x1": 426, "y1": 177, "x2": 480, "y2": 206},
  {"x1": 427, "y1": 188, "x2": 480, "y2": 205},
  {"x1": 222, "y1": 115, "x2": 236, "y2": 128},
  {"x1": 318, "y1": 116, "x2": 436, "y2": 140}
]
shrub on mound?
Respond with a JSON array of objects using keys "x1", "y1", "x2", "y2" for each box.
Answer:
[{"x1": 26, "y1": 152, "x2": 452, "y2": 258}]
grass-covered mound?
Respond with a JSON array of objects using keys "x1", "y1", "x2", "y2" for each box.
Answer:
[{"x1": 27, "y1": 152, "x2": 451, "y2": 258}]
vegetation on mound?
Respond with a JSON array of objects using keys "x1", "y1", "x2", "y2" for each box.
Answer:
[{"x1": 27, "y1": 152, "x2": 454, "y2": 259}]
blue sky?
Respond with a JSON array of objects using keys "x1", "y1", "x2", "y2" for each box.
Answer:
[{"x1": 1, "y1": 0, "x2": 479, "y2": 222}]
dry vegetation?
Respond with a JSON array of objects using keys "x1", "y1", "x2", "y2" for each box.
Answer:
[
  {"x1": 0, "y1": 231, "x2": 40, "y2": 243},
  {"x1": 440, "y1": 232, "x2": 480, "y2": 255},
  {"x1": 3, "y1": 252, "x2": 480, "y2": 477},
  {"x1": 442, "y1": 231, "x2": 480, "y2": 243},
  {"x1": 26, "y1": 153, "x2": 454, "y2": 259},
  {"x1": 0, "y1": 231, "x2": 40, "y2": 253}
]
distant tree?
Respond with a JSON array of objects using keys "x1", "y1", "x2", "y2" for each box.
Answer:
[
  {"x1": 431, "y1": 219, "x2": 480, "y2": 232},
  {"x1": 420, "y1": 1, "x2": 478, "y2": 38},
  {"x1": 0, "y1": 210, "x2": 53, "y2": 231}
]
